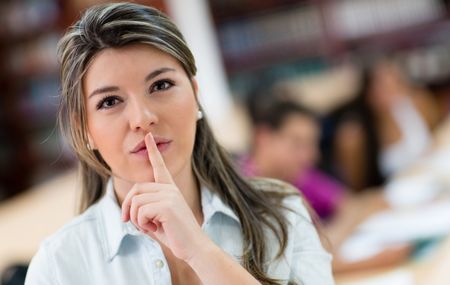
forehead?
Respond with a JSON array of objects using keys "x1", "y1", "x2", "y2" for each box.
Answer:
[
  {"x1": 83, "y1": 44, "x2": 183, "y2": 89},
  {"x1": 280, "y1": 113, "x2": 318, "y2": 133}
]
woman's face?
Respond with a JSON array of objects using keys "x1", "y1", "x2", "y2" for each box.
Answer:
[
  {"x1": 83, "y1": 44, "x2": 198, "y2": 183},
  {"x1": 265, "y1": 114, "x2": 320, "y2": 182},
  {"x1": 274, "y1": 114, "x2": 320, "y2": 181}
]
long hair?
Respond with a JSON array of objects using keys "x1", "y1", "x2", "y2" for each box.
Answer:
[
  {"x1": 330, "y1": 68, "x2": 385, "y2": 190},
  {"x1": 57, "y1": 3, "x2": 297, "y2": 284}
]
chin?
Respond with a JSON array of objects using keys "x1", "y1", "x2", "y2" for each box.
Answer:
[
  {"x1": 282, "y1": 171, "x2": 299, "y2": 183},
  {"x1": 115, "y1": 170, "x2": 155, "y2": 183},
  {"x1": 134, "y1": 172, "x2": 156, "y2": 183}
]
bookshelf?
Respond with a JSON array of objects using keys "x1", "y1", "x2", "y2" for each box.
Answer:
[
  {"x1": 0, "y1": 0, "x2": 65, "y2": 201},
  {"x1": 208, "y1": 0, "x2": 450, "y2": 99}
]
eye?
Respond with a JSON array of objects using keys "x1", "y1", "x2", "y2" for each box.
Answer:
[
  {"x1": 150, "y1": 79, "x2": 174, "y2": 93},
  {"x1": 96, "y1": 96, "x2": 122, "y2": 110}
]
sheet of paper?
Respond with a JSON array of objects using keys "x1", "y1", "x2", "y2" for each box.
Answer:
[
  {"x1": 358, "y1": 201, "x2": 450, "y2": 243},
  {"x1": 384, "y1": 173, "x2": 442, "y2": 207},
  {"x1": 339, "y1": 201, "x2": 450, "y2": 262},
  {"x1": 340, "y1": 269, "x2": 414, "y2": 285},
  {"x1": 384, "y1": 147, "x2": 450, "y2": 208}
]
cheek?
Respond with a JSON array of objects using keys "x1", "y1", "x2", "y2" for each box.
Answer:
[
  {"x1": 169, "y1": 96, "x2": 197, "y2": 136},
  {"x1": 295, "y1": 146, "x2": 318, "y2": 167},
  {"x1": 88, "y1": 115, "x2": 126, "y2": 165},
  {"x1": 271, "y1": 141, "x2": 292, "y2": 162},
  {"x1": 159, "y1": 95, "x2": 198, "y2": 168}
]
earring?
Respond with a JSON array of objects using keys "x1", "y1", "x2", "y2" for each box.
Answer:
[{"x1": 197, "y1": 110, "x2": 203, "y2": 120}]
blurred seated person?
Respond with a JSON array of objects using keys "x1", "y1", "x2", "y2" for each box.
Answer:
[
  {"x1": 239, "y1": 99, "x2": 345, "y2": 221},
  {"x1": 330, "y1": 57, "x2": 440, "y2": 191},
  {"x1": 239, "y1": 93, "x2": 416, "y2": 273}
]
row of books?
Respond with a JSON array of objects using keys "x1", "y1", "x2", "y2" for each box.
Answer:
[
  {"x1": 331, "y1": 0, "x2": 445, "y2": 39},
  {"x1": 217, "y1": 0, "x2": 445, "y2": 63},
  {"x1": 218, "y1": 4, "x2": 323, "y2": 60}
]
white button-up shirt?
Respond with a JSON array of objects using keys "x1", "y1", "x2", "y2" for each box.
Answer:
[{"x1": 25, "y1": 179, "x2": 334, "y2": 285}]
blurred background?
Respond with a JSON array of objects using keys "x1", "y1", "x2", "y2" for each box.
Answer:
[{"x1": 2, "y1": 0, "x2": 450, "y2": 284}]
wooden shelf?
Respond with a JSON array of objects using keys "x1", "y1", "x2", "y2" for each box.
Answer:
[{"x1": 209, "y1": 0, "x2": 311, "y2": 23}]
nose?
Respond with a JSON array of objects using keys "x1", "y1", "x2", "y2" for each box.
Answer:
[{"x1": 128, "y1": 96, "x2": 158, "y2": 132}]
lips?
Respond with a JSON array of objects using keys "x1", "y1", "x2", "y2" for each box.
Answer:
[{"x1": 130, "y1": 137, "x2": 172, "y2": 154}]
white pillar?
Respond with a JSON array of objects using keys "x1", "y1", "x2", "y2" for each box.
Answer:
[{"x1": 166, "y1": 0, "x2": 246, "y2": 151}]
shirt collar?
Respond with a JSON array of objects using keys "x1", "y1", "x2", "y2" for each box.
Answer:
[
  {"x1": 96, "y1": 178, "x2": 240, "y2": 261},
  {"x1": 96, "y1": 178, "x2": 144, "y2": 262},
  {"x1": 201, "y1": 185, "x2": 240, "y2": 225}
]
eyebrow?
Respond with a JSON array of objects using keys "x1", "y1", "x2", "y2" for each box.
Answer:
[
  {"x1": 88, "y1": 67, "x2": 176, "y2": 99},
  {"x1": 88, "y1": 86, "x2": 120, "y2": 99},
  {"x1": 145, "y1": 67, "x2": 175, "y2": 82}
]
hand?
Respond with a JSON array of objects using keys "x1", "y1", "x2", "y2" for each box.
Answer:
[{"x1": 121, "y1": 132, "x2": 209, "y2": 261}]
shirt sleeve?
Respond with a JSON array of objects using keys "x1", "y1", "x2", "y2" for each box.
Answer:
[
  {"x1": 289, "y1": 198, "x2": 335, "y2": 285},
  {"x1": 25, "y1": 244, "x2": 57, "y2": 285}
]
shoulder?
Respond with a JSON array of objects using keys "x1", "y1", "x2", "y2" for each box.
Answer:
[
  {"x1": 41, "y1": 205, "x2": 100, "y2": 250},
  {"x1": 247, "y1": 177, "x2": 298, "y2": 195},
  {"x1": 247, "y1": 177, "x2": 311, "y2": 221},
  {"x1": 248, "y1": 178, "x2": 334, "y2": 283},
  {"x1": 32, "y1": 204, "x2": 104, "y2": 265},
  {"x1": 25, "y1": 206, "x2": 102, "y2": 285},
  {"x1": 303, "y1": 168, "x2": 345, "y2": 195}
]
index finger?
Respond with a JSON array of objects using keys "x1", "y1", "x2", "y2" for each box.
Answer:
[{"x1": 145, "y1": 132, "x2": 174, "y2": 184}]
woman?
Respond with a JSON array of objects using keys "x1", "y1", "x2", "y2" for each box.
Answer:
[
  {"x1": 330, "y1": 59, "x2": 439, "y2": 191},
  {"x1": 25, "y1": 3, "x2": 333, "y2": 285}
]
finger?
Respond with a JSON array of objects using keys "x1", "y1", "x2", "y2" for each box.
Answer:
[
  {"x1": 145, "y1": 132, "x2": 173, "y2": 184},
  {"x1": 129, "y1": 194, "x2": 145, "y2": 227},
  {"x1": 121, "y1": 184, "x2": 143, "y2": 222},
  {"x1": 128, "y1": 192, "x2": 166, "y2": 227},
  {"x1": 121, "y1": 183, "x2": 164, "y2": 221},
  {"x1": 138, "y1": 204, "x2": 160, "y2": 232},
  {"x1": 143, "y1": 222, "x2": 157, "y2": 233}
]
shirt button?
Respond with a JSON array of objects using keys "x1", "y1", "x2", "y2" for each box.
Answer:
[{"x1": 155, "y1": 259, "x2": 164, "y2": 269}]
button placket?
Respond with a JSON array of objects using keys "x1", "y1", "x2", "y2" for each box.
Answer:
[
  {"x1": 145, "y1": 239, "x2": 171, "y2": 284},
  {"x1": 155, "y1": 259, "x2": 164, "y2": 269}
]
